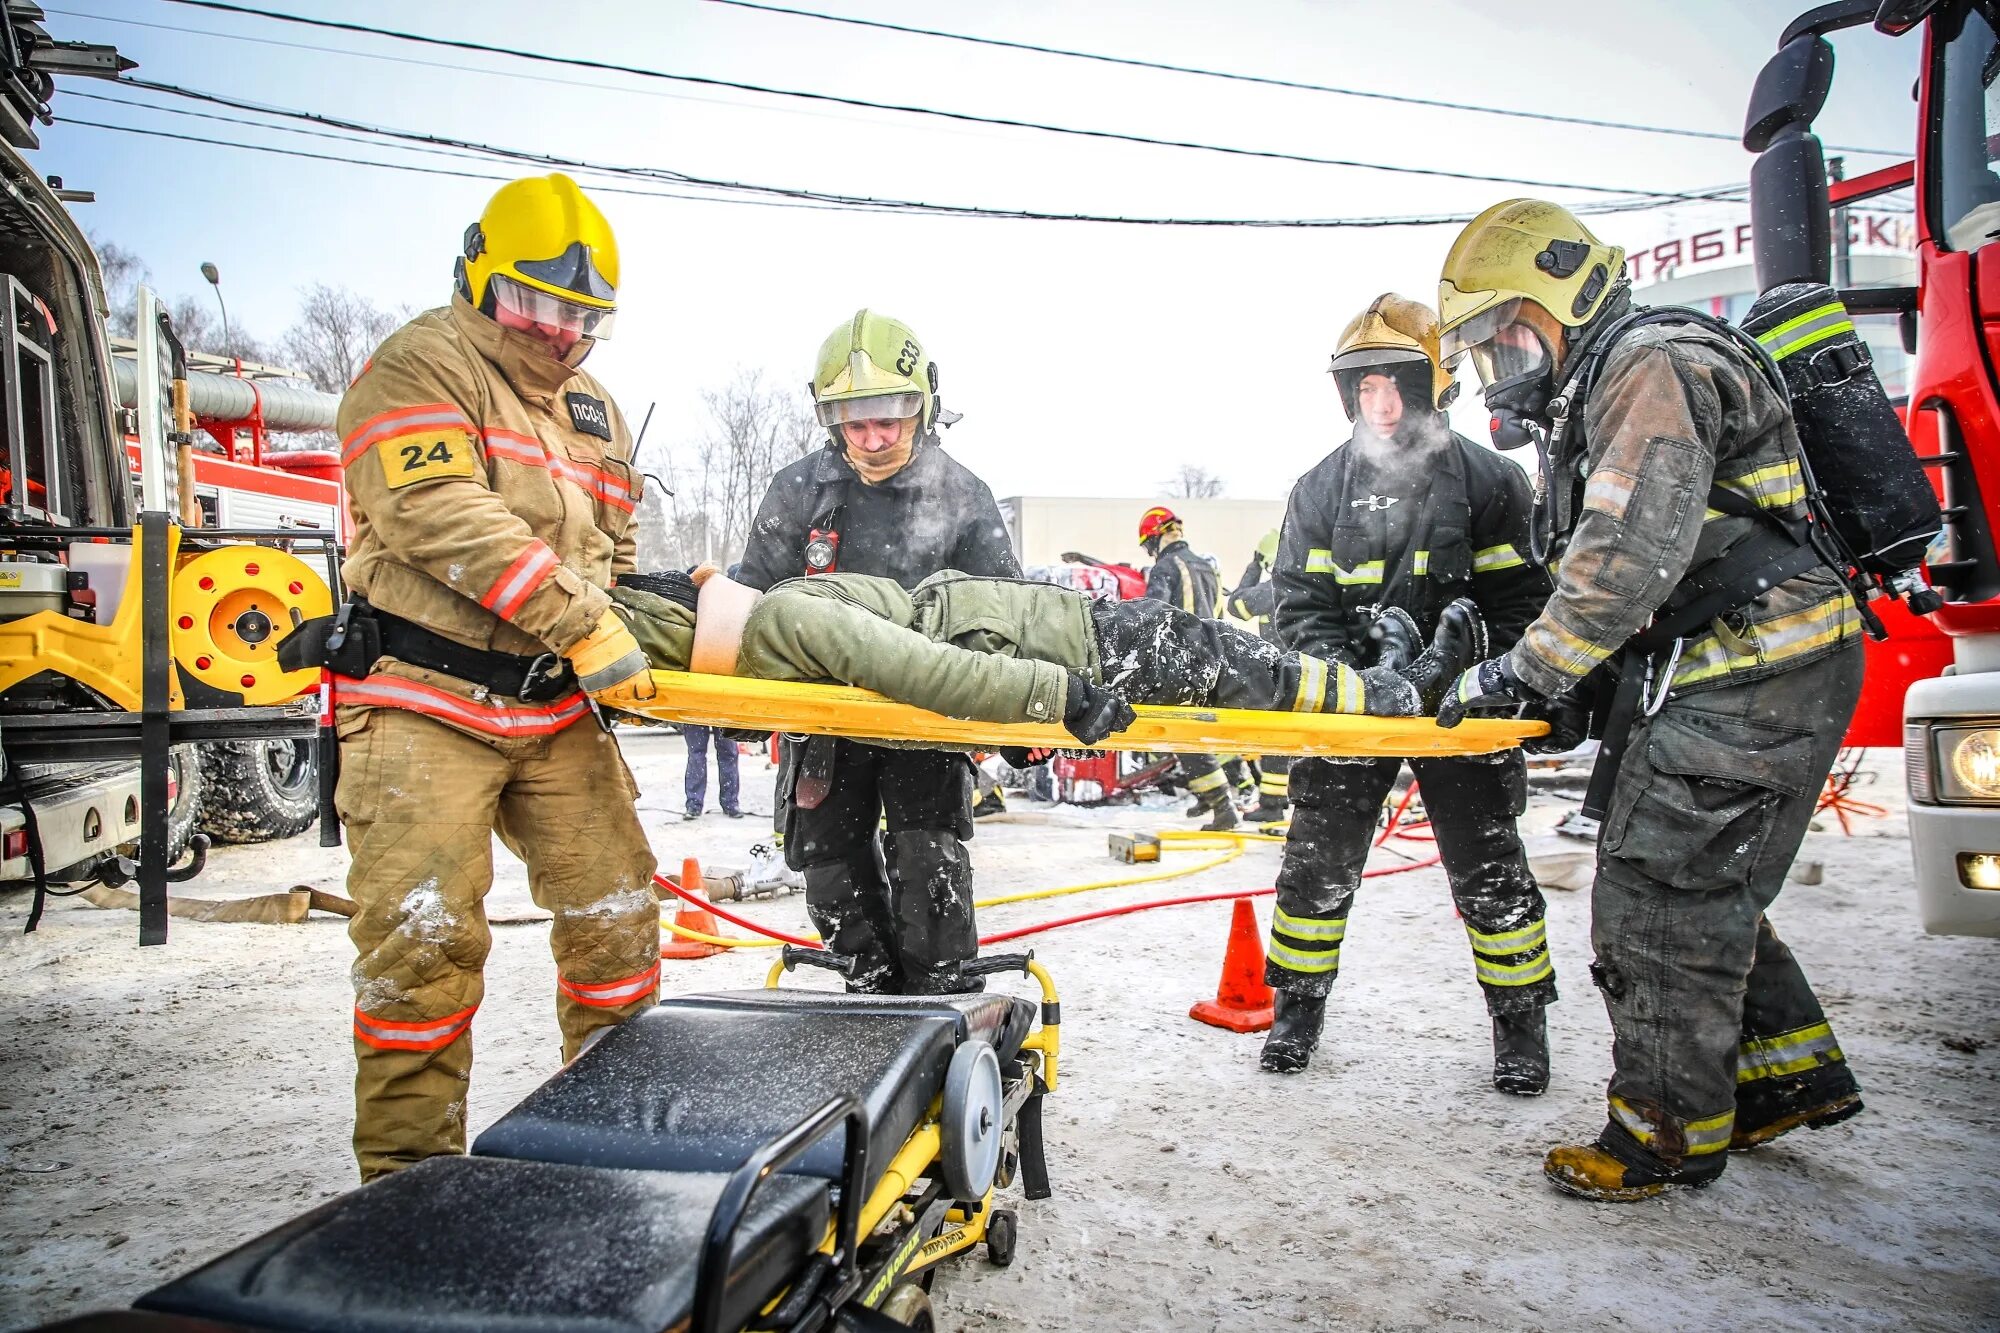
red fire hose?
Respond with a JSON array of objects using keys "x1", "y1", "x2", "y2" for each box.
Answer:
[{"x1": 656, "y1": 851, "x2": 1443, "y2": 951}]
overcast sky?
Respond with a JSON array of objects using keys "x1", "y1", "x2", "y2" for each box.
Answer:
[{"x1": 35, "y1": 0, "x2": 1919, "y2": 505}]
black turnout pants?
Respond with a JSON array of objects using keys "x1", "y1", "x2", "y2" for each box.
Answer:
[
  {"x1": 779, "y1": 738, "x2": 976, "y2": 994},
  {"x1": 1266, "y1": 752, "x2": 1555, "y2": 1013}
]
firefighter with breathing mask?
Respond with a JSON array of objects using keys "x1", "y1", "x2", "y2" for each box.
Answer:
[{"x1": 1435, "y1": 199, "x2": 1866, "y2": 1200}]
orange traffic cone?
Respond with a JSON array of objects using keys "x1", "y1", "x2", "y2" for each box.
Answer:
[
  {"x1": 1189, "y1": 897, "x2": 1275, "y2": 1032},
  {"x1": 661, "y1": 856, "x2": 725, "y2": 960}
]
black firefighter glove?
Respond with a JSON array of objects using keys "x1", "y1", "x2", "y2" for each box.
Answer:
[
  {"x1": 1436, "y1": 654, "x2": 1540, "y2": 729},
  {"x1": 1519, "y1": 693, "x2": 1590, "y2": 755},
  {"x1": 1062, "y1": 672, "x2": 1136, "y2": 746}
]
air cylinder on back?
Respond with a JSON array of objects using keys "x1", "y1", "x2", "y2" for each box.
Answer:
[{"x1": 1741, "y1": 282, "x2": 1941, "y2": 577}]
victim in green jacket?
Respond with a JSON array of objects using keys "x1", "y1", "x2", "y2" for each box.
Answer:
[{"x1": 616, "y1": 571, "x2": 1090, "y2": 726}]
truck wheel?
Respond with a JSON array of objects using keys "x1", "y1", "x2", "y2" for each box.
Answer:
[
  {"x1": 166, "y1": 744, "x2": 206, "y2": 865},
  {"x1": 197, "y1": 738, "x2": 317, "y2": 844}
]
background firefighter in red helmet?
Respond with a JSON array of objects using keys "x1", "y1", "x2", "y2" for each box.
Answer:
[
  {"x1": 1138, "y1": 505, "x2": 1242, "y2": 830},
  {"x1": 1437, "y1": 200, "x2": 1866, "y2": 1201},
  {"x1": 1262, "y1": 294, "x2": 1556, "y2": 1092},
  {"x1": 325, "y1": 174, "x2": 660, "y2": 1181}
]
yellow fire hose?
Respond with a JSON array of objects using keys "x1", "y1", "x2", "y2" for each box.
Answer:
[{"x1": 660, "y1": 828, "x2": 1285, "y2": 950}]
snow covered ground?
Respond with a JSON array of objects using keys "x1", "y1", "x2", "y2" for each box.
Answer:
[{"x1": 1, "y1": 732, "x2": 1995, "y2": 1331}]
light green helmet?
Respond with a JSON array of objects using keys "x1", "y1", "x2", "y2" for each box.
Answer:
[{"x1": 810, "y1": 309, "x2": 945, "y2": 437}]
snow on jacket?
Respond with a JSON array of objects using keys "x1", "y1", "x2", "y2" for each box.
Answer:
[
  {"x1": 1509, "y1": 320, "x2": 1861, "y2": 700},
  {"x1": 334, "y1": 296, "x2": 640, "y2": 735},
  {"x1": 736, "y1": 440, "x2": 1020, "y2": 592},
  {"x1": 1274, "y1": 431, "x2": 1547, "y2": 665}
]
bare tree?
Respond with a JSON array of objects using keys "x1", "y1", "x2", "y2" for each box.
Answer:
[
  {"x1": 164, "y1": 294, "x2": 270, "y2": 364},
  {"x1": 647, "y1": 369, "x2": 816, "y2": 569},
  {"x1": 1163, "y1": 464, "x2": 1226, "y2": 498},
  {"x1": 282, "y1": 283, "x2": 403, "y2": 393},
  {"x1": 94, "y1": 238, "x2": 146, "y2": 337}
]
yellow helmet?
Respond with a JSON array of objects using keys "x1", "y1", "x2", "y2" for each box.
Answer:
[
  {"x1": 810, "y1": 309, "x2": 943, "y2": 433},
  {"x1": 456, "y1": 173, "x2": 619, "y2": 339},
  {"x1": 1329, "y1": 293, "x2": 1458, "y2": 414},
  {"x1": 1436, "y1": 199, "x2": 1624, "y2": 386}
]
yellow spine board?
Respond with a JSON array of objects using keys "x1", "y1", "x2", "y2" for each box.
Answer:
[{"x1": 634, "y1": 670, "x2": 1543, "y2": 759}]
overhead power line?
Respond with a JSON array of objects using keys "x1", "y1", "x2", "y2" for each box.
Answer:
[
  {"x1": 704, "y1": 0, "x2": 1905, "y2": 158},
  {"x1": 64, "y1": 80, "x2": 1747, "y2": 229},
  {"x1": 157, "y1": 0, "x2": 1727, "y2": 203}
]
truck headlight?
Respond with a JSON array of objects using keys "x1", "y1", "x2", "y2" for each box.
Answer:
[{"x1": 1936, "y1": 723, "x2": 2000, "y2": 804}]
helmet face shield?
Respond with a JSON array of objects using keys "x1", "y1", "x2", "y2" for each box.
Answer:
[
  {"x1": 490, "y1": 273, "x2": 615, "y2": 342},
  {"x1": 1441, "y1": 298, "x2": 1553, "y2": 388},
  {"x1": 814, "y1": 390, "x2": 925, "y2": 427}
]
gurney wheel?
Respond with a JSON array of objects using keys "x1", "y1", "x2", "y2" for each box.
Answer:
[
  {"x1": 940, "y1": 1039, "x2": 1003, "y2": 1202},
  {"x1": 878, "y1": 1281, "x2": 937, "y2": 1330},
  {"x1": 985, "y1": 1208, "x2": 1018, "y2": 1268}
]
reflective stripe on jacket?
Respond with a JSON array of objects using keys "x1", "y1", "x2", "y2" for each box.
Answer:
[
  {"x1": 1508, "y1": 321, "x2": 1859, "y2": 700},
  {"x1": 335, "y1": 297, "x2": 641, "y2": 734}
]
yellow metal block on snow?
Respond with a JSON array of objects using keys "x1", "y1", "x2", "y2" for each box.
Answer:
[
  {"x1": 1109, "y1": 833, "x2": 1162, "y2": 864},
  {"x1": 630, "y1": 670, "x2": 1544, "y2": 758}
]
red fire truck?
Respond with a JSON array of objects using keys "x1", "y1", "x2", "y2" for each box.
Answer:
[{"x1": 1747, "y1": 0, "x2": 2000, "y2": 934}]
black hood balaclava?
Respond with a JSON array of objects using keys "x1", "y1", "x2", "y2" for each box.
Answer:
[{"x1": 1338, "y1": 360, "x2": 1449, "y2": 449}]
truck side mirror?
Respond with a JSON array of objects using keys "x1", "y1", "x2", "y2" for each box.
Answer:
[
  {"x1": 1746, "y1": 34, "x2": 1838, "y2": 291},
  {"x1": 1744, "y1": 34, "x2": 1836, "y2": 152},
  {"x1": 1751, "y1": 128, "x2": 1834, "y2": 289}
]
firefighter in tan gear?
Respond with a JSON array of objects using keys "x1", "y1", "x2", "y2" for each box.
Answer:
[
  {"x1": 330, "y1": 174, "x2": 660, "y2": 1180},
  {"x1": 1436, "y1": 200, "x2": 1865, "y2": 1200}
]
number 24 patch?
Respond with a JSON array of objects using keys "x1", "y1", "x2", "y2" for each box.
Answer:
[{"x1": 377, "y1": 431, "x2": 476, "y2": 489}]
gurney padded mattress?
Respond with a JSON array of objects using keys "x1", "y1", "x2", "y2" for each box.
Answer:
[
  {"x1": 473, "y1": 996, "x2": 967, "y2": 1182},
  {"x1": 136, "y1": 1154, "x2": 828, "y2": 1333}
]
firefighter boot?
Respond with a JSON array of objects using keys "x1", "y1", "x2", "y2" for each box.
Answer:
[
  {"x1": 1492, "y1": 1007, "x2": 1550, "y2": 1096},
  {"x1": 1199, "y1": 792, "x2": 1240, "y2": 832},
  {"x1": 1248, "y1": 795, "x2": 1290, "y2": 825},
  {"x1": 1731, "y1": 1070, "x2": 1864, "y2": 1150},
  {"x1": 1544, "y1": 1132, "x2": 1727, "y2": 1202},
  {"x1": 1260, "y1": 991, "x2": 1326, "y2": 1074}
]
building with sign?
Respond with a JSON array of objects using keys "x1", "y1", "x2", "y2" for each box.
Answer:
[{"x1": 1622, "y1": 203, "x2": 1916, "y2": 395}]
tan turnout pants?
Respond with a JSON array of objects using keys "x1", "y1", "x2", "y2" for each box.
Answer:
[{"x1": 337, "y1": 704, "x2": 660, "y2": 1181}]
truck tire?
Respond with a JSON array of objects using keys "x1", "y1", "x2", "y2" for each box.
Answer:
[
  {"x1": 166, "y1": 744, "x2": 206, "y2": 866},
  {"x1": 196, "y1": 737, "x2": 317, "y2": 844}
]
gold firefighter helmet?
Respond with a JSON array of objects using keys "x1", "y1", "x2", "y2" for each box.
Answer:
[
  {"x1": 810, "y1": 309, "x2": 947, "y2": 434},
  {"x1": 456, "y1": 173, "x2": 619, "y2": 342},
  {"x1": 1436, "y1": 199, "x2": 1625, "y2": 390},
  {"x1": 1328, "y1": 292, "x2": 1458, "y2": 414}
]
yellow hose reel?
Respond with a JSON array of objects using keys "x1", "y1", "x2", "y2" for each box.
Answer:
[{"x1": 170, "y1": 546, "x2": 332, "y2": 705}]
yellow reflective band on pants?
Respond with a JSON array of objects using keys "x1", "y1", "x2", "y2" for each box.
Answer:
[
  {"x1": 1187, "y1": 767, "x2": 1229, "y2": 794},
  {"x1": 1610, "y1": 1095, "x2": 1734, "y2": 1157},
  {"x1": 1472, "y1": 950, "x2": 1554, "y2": 987},
  {"x1": 1259, "y1": 771, "x2": 1289, "y2": 796},
  {"x1": 1466, "y1": 918, "x2": 1552, "y2": 986},
  {"x1": 1268, "y1": 907, "x2": 1345, "y2": 976},
  {"x1": 1737, "y1": 1020, "x2": 1844, "y2": 1084}
]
